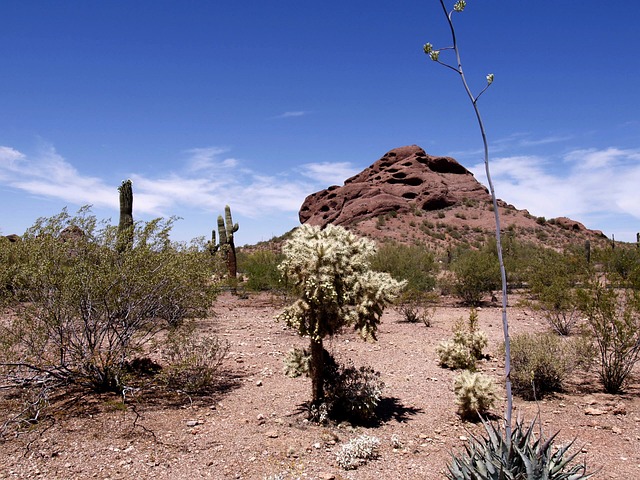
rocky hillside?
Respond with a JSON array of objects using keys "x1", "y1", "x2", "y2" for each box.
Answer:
[{"x1": 299, "y1": 145, "x2": 607, "y2": 252}]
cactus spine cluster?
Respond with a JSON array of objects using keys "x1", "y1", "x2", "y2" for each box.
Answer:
[
  {"x1": 209, "y1": 205, "x2": 239, "y2": 278},
  {"x1": 117, "y1": 179, "x2": 134, "y2": 253}
]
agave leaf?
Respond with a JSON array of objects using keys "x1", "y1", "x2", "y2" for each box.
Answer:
[{"x1": 515, "y1": 444, "x2": 536, "y2": 479}]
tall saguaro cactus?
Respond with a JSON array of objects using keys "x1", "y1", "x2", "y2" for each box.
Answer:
[
  {"x1": 216, "y1": 205, "x2": 239, "y2": 279},
  {"x1": 117, "y1": 180, "x2": 134, "y2": 253}
]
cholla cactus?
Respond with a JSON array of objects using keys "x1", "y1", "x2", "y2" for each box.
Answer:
[
  {"x1": 336, "y1": 434, "x2": 380, "y2": 470},
  {"x1": 283, "y1": 347, "x2": 311, "y2": 378},
  {"x1": 438, "y1": 308, "x2": 488, "y2": 370},
  {"x1": 437, "y1": 340, "x2": 475, "y2": 370},
  {"x1": 277, "y1": 224, "x2": 406, "y2": 407},
  {"x1": 454, "y1": 370, "x2": 497, "y2": 420}
]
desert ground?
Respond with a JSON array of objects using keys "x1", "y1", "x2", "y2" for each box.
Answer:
[{"x1": 1, "y1": 291, "x2": 639, "y2": 479}]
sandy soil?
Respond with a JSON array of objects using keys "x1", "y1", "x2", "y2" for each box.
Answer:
[{"x1": 1, "y1": 291, "x2": 639, "y2": 479}]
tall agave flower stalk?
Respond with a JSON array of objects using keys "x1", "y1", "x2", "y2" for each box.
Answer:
[{"x1": 424, "y1": 0, "x2": 512, "y2": 433}]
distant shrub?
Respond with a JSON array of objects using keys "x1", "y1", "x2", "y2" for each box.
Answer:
[
  {"x1": 370, "y1": 241, "x2": 437, "y2": 294},
  {"x1": 604, "y1": 246, "x2": 640, "y2": 288},
  {"x1": 450, "y1": 249, "x2": 500, "y2": 305},
  {"x1": 398, "y1": 296, "x2": 434, "y2": 326},
  {"x1": 527, "y1": 247, "x2": 587, "y2": 335},
  {"x1": 509, "y1": 332, "x2": 589, "y2": 400},
  {"x1": 454, "y1": 370, "x2": 497, "y2": 420},
  {"x1": 238, "y1": 250, "x2": 284, "y2": 291}
]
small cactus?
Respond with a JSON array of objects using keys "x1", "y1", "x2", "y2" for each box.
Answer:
[
  {"x1": 454, "y1": 370, "x2": 497, "y2": 420},
  {"x1": 437, "y1": 308, "x2": 488, "y2": 370}
]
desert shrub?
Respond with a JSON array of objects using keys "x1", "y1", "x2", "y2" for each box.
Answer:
[
  {"x1": 398, "y1": 292, "x2": 435, "y2": 326},
  {"x1": 437, "y1": 309, "x2": 488, "y2": 370},
  {"x1": 238, "y1": 249, "x2": 284, "y2": 291},
  {"x1": 336, "y1": 434, "x2": 380, "y2": 470},
  {"x1": 370, "y1": 241, "x2": 437, "y2": 295},
  {"x1": 577, "y1": 280, "x2": 640, "y2": 393},
  {"x1": 509, "y1": 332, "x2": 589, "y2": 400},
  {"x1": 283, "y1": 347, "x2": 384, "y2": 424},
  {"x1": 161, "y1": 326, "x2": 228, "y2": 393},
  {"x1": 450, "y1": 249, "x2": 500, "y2": 305},
  {"x1": 1, "y1": 208, "x2": 217, "y2": 393},
  {"x1": 454, "y1": 370, "x2": 497, "y2": 420},
  {"x1": 325, "y1": 362, "x2": 384, "y2": 424},
  {"x1": 527, "y1": 248, "x2": 586, "y2": 335},
  {"x1": 603, "y1": 246, "x2": 640, "y2": 288},
  {"x1": 0, "y1": 236, "x2": 22, "y2": 303},
  {"x1": 446, "y1": 418, "x2": 594, "y2": 479}
]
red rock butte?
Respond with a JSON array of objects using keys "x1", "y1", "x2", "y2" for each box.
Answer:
[{"x1": 299, "y1": 145, "x2": 605, "y2": 250}]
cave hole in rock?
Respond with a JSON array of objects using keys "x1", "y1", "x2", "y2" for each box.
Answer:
[
  {"x1": 388, "y1": 177, "x2": 423, "y2": 187},
  {"x1": 428, "y1": 157, "x2": 468, "y2": 174},
  {"x1": 422, "y1": 198, "x2": 455, "y2": 211}
]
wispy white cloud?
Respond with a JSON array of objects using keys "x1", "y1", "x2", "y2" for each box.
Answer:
[
  {"x1": 449, "y1": 132, "x2": 574, "y2": 158},
  {"x1": 298, "y1": 161, "x2": 359, "y2": 186},
  {"x1": 0, "y1": 144, "x2": 323, "y2": 222},
  {"x1": 273, "y1": 111, "x2": 309, "y2": 119},
  {"x1": 1, "y1": 145, "x2": 116, "y2": 208},
  {"x1": 470, "y1": 147, "x2": 640, "y2": 236}
]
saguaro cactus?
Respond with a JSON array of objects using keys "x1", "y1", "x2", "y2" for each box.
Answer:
[
  {"x1": 117, "y1": 180, "x2": 134, "y2": 253},
  {"x1": 216, "y1": 205, "x2": 239, "y2": 278},
  {"x1": 584, "y1": 240, "x2": 591, "y2": 264}
]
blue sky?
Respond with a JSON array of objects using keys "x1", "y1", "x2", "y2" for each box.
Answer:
[{"x1": 1, "y1": 1, "x2": 639, "y2": 245}]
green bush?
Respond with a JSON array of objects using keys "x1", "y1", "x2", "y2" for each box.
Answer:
[
  {"x1": 1, "y1": 208, "x2": 217, "y2": 393},
  {"x1": 398, "y1": 291, "x2": 435, "y2": 326},
  {"x1": 369, "y1": 241, "x2": 437, "y2": 295},
  {"x1": 603, "y1": 246, "x2": 640, "y2": 288},
  {"x1": 509, "y1": 332, "x2": 589, "y2": 400},
  {"x1": 526, "y1": 247, "x2": 588, "y2": 335},
  {"x1": 0, "y1": 236, "x2": 24, "y2": 303},
  {"x1": 238, "y1": 249, "x2": 284, "y2": 291},
  {"x1": 578, "y1": 279, "x2": 640, "y2": 393},
  {"x1": 450, "y1": 248, "x2": 500, "y2": 305}
]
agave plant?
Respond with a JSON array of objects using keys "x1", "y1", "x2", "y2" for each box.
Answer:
[{"x1": 446, "y1": 418, "x2": 595, "y2": 479}]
